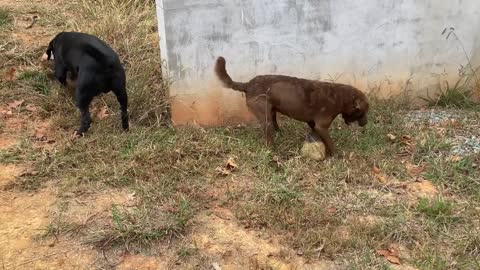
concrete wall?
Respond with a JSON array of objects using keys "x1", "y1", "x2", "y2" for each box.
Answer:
[{"x1": 156, "y1": 0, "x2": 480, "y2": 126}]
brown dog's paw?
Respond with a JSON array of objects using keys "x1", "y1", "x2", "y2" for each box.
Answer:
[{"x1": 335, "y1": 151, "x2": 346, "y2": 159}]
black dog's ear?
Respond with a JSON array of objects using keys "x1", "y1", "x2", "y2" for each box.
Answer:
[{"x1": 46, "y1": 39, "x2": 54, "y2": 60}]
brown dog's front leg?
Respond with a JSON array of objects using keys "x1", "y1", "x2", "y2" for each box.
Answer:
[{"x1": 314, "y1": 127, "x2": 336, "y2": 157}]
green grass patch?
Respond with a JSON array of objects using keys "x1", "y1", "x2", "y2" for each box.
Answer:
[
  {"x1": 416, "y1": 198, "x2": 459, "y2": 225},
  {"x1": 89, "y1": 199, "x2": 192, "y2": 250},
  {"x1": 18, "y1": 70, "x2": 51, "y2": 96},
  {"x1": 0, "y1": 8, "x2": 11, "y2": 29}
]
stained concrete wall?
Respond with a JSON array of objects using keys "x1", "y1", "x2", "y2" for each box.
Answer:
[{"x1": 156, "y1": 0, "x2": 480, "y2": 126}]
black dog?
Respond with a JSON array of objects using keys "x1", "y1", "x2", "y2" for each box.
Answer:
[{"x1": 46, "y1": 31, "x2": 129, "y2": 135}]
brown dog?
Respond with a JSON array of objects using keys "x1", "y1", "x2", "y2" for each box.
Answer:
[{"x1": 214, "y1": 56, "x2": 369, "y2": 157}]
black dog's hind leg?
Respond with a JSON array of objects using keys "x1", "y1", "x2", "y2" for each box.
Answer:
[
  {"x1": 75, "y1": 86, "x2": 94, "y2": 135},
  {"x1": 112, "y1": 79, "x2": 129, "y2": 131}
]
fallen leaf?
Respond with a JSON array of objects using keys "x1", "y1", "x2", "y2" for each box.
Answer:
[
  {"x1": 401, "y1": 135, "x2": 412, "y2": 142},
  {"x1": 405, "y1": 162, "x2": 424, "y2": 176},
  {"x1": 34, "y1": 127, "x2": 47, "y2": 140},
  {"x1": 0, "y1": 108, "x2": 12, "y2": 115},
  {"x1": 327, "y1": 207, "x2": 337, "y2": 214},
  {"x1": 213, "y1": 207, "x2": 233, "y2": 220},
  {"x1": 162, "y1": 205, "x2": 179, "y2": 213},
  {"x1": 225, "y1": 157, "x2": 238, "y2": 170},
  {"x1": 7, "y1": 99, "x2": 24, "y2": 109},
  {"x1": 215, "y1": 166, "x2": 231, "y2": 176},
  {"x1": 216, "y1": 157, "x2": 238, "y2": 176},
  {"x1": 20, "y1": 170, "x2": 39, "y2": 177},
  {"x1": 386, "y1": 133, "x2": 397, "y2": 141},
  {"x1": 211, "y1": 262, "x2": 222, "y2": 270},
  {"x1": 375, "y1": 173, "x2": 389, "y2": 183},
  {"x1": 125, "y1": 192, "x2": 137, "y2": 207},
  {"x1": 34, "y1": 122, "x2": 55, "y2": 143},
  {"x1": 25, "y1": 104, "x2": 37, "y2": 112},
  {"x1": 372, "y1": 165, "x2": 381, "y2": 174},
  {"x1": 377, "y1": 248, "x2": 401, "y2": 265},
  {"x1": 372, "y1": 166, "x2": 389, "y2": 183},
  {"x1": 405, "y1": 180, "x2": 438, "y2": 197},
  {"x1": 6, "y1": 68, "x2": 16, "y2": 81},
  {"x1": 96, "y1": 106, "x2": 110, "y2": 119},
  {"x1": 446, "y1": 156, "x2": 462, "y2": 162}
]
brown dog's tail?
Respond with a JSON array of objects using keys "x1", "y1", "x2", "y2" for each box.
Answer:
[{"x1": 215, "y1": 56, "x2": 248, "y2": 92}]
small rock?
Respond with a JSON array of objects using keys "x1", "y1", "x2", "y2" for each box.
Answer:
[
  {"x1": 211, "y1": 262, "x2": 221, "y2": 270},
  {"x1": 301, "y1": 132, "x2": 326, "y2": 161}
]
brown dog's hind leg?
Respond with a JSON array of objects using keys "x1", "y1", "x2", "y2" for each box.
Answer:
[
  {"x1": 248, "y1": 96, "x2": 275, "y2": 146},
  {"x1": 272, "y1": 109, "x2": 280, "y2": 132}
]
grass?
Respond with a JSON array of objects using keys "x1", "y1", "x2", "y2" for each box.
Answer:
[
  {"x1": 425, "y1": 86, "x2": 477, "y2": 109},
  {"x1": 18, "y1": 70, "x2": 51, "y2": 95},
  {"x1": 416, "y1": 198, "x2": 458, "y2": 224},
  {"x1": 8, "y1": 95, "x2": 478, "y2": 268},
  {"x1": 422, "y1": 67, "x2": 479, "y2": 109},
  {"x1": 0, "y1": 8, "x2": 11, "y2": 29},
  {"x1": 89, "y1": 201, "x2": 192, "y2": 249}
]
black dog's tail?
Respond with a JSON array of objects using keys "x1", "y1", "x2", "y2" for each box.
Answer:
[{"x1": 215, "y1": 57, "x2": 248, "y2": 92}]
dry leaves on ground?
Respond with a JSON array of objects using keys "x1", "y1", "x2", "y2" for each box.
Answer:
[
  {"x1": 215, "y1": 157, "x2": 238, "y2": 176},
  {"x1": 96, "y1": 106, "x2": 110, "y2": 120},
  {"x1": 7, "y1": 100, "x2": 24, "y2": 109},
  {"x1": 405, "y1": 162, "x2": 424, "y2": 177},
  {"x1": 372, "y1": 165, "x2": 390, "y2": 184},
  {"x1": 386, "y1": 133, "x2": 397, "y2": 142},
  {"x1": 377, "y1": 246, "x2": 401, "y2": 265},
  {"x1": 6, "y1": 68, "x2": 17, "y2": 81},
  {"x1": 25, "y1": 104, "x2": 37, "y2": 112},
  {"x1": 34, "y1": 122, "x2": 55, "y2": 143},
  {"x1": 446, "y1": 155, "x2": 462, "y2": 162}
]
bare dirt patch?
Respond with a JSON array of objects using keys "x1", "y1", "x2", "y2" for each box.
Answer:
[
  {"x1": 61, "y1": 190, "x2": 136, "y2": 225},
  {"x1": 0, "y1": 187, "x2": 95, "y2": 269},
  {"x1": 0, "y1": 135, "x2": 17, "y2": 150},
  {"x1": 117, "y1": 254, "x2": 165, "y2": 270},
  {"x1": 191, "y1": 209, "x2": 336, "y2": 270},
  {"x1": 0, "y1": 164, "x2": 23, "y2": 187}
]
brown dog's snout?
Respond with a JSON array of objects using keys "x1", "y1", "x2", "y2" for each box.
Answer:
[{"x1": 358, "y1": 115, "x2": 368, "y2": 127}]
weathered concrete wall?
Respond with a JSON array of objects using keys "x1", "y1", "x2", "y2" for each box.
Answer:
[{"x1": 156, "y1": 0, "x2": 480, "y2": 126}]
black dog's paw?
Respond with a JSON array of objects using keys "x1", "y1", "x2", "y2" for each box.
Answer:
[{"x1": 72, "y1": 130, "x2": 85, "y2": 139}]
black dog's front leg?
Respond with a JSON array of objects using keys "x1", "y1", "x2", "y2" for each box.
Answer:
[
  {"x1": 55, "y1": 64, "x2": 68, "y2": 86},
  {"x1": 117, "y1": 92, "x2": 129, "y2": 131},
  {"x1": 112, "y1": 81, "x2": 129, "y2": 131}
]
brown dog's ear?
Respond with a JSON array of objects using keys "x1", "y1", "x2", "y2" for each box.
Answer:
[{"x1": 353, "y1": 94, "x2": 369, "y2": 112}]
